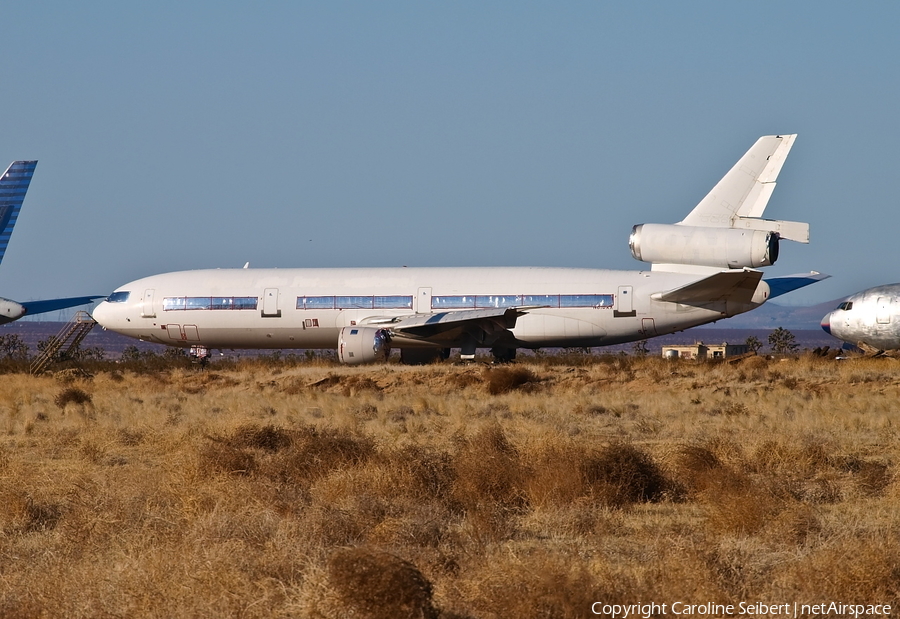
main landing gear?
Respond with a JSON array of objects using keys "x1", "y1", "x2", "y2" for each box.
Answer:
[
  {"x1": 490, "y1": 347, "x2": 516, "y2": 363},
  {"x1": 189, "y1": 345, "x2": 211, "y2": 366}
]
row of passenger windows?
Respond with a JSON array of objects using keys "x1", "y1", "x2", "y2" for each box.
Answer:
[
  {"x1": 297, "y1": 296, "x2": 414, "y2": 310},
  {"x1": 163, "y1": 297, "x2": 259, "y2": 311},
  {"x1": 298, "y1": 294, "x2": 615, "y2": 310},
  {"x1": 161, "y1": 294, "x2": 616, "y2": 312},
  {"x1": 432, "y1": 294, "x2": 614, "y2": 309}
]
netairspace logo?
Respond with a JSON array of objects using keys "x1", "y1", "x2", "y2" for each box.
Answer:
[{"x1": 591, "y1": 602, "x2": 893, "y2": 618}]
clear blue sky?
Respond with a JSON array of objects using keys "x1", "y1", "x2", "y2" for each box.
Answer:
[{"x1": 1, "y1": 2, "x2": 898, "y2": 308}]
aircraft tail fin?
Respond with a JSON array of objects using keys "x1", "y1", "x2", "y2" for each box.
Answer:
[
  {"x1": 0, "y1": 161, "x2": 38, "y2": 266},
  {"x1": 678, "y1": 135, "x2": 808, "y2": 243}
]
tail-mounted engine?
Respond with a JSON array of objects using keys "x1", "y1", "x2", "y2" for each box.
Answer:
[
  {"x1": 629, "y1": 224, "x2": 779, "y2": 269},
  {"x1": 337, "y1": 326, "x2": 391, "y2": 364}
]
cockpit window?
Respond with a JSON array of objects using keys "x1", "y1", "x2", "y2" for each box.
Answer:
[
  {"x1": 107, "y1": 291, "x2": 130, "y2": 303},
  {"x1": 837, "y1": 301, "x2": 853, "y2": 311}
]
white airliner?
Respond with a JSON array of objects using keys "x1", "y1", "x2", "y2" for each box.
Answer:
[
  {"x1": 0, "y1": 160, "x2": 103, "y2": 325},
  {"x1": 93, "y1": 134, "x2": 826, "y2": 363},
  {"x1": 821, "y1": 284, "x2": 900, "y2": 354}
]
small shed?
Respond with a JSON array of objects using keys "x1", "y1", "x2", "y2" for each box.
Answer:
[{"x1": 661, "y1": 341, "x2": 749, "y2": 360}]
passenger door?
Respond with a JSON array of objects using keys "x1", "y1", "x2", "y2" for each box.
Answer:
[
  {"x1": 416, "y1": 287, "x2": 432, "y2": 314},
  {"x1": 141, "y1": 289, "x2": 156, "y2": 318},
  {"x1": 877, "y1": 297, "x2": 891, "y2": 324},
  {"x1": 614, "y1": 285, "x2": 635, "y2": 317},
  {"x1": 262, "y1": 288, "x2": 281, "y2": 317}
]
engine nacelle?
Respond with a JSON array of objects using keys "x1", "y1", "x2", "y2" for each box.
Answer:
[
  {"x1": 629, "y1": 224, "x2": 779, "y2": 269},
  {"x1": 337, "y1": 327, "x2": 391, "y2": 364}
]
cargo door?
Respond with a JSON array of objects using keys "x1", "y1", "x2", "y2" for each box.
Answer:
[
  {"x1": 641, "y1": 318, "x2": 657, "y2": 337},
  {"x1": 183, "y1": 325, "x2": 200, "y2": 341}
]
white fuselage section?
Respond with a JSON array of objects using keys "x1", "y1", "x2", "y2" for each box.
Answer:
[
  {"x1": 821, "y1": 284, "x2": 900, "y2": 351},
  {"x1": 92, "y1": 266, "x2": 764, "y2": 351},
  {"x1": 0, "y1": 297, "x2": 27, "y2": 325}
]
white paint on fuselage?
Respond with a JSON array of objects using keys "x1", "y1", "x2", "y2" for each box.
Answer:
[
  {"x1": 821, "y1": 284, "x2": 900, "y2": 351},
  {"x1": 92, "y1": 266, "x2": 751, "y2": 351},
  {"x1": 0, "y1": 297, "x2": 27, "y2": 325}
]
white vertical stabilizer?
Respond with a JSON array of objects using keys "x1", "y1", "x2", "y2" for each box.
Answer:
[{"x1": 679, "y1": 134, "x2": 804, "y2": 239}]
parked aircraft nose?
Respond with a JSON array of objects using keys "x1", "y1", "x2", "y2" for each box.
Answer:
[
  {"x1": 91, "y1": 301, "x2": 114, "y2": 328},
  {"x1": 820, "y1": 312, "x2": 832, "y2": 335},
  {"x1": 0, "y1": 298, "x2": 26, "y2": 321}
]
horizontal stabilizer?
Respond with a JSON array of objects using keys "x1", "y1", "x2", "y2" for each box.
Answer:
[
  {"x1": 734, "y1": 216, "x2": 809, "y2": 243},
  {"x1": 22, "y1": 295, "x2": 105, "y2": 317},
  {"x1": 652, "y1": 269, "x2": 763, "y2": 306},
  {"x1": 764, "y1": 272, "x2": 830, "y2": 299}
]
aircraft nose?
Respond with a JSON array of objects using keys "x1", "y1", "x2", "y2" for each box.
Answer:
[
  {"x1": 91, "y1": 301, "x2": 112, "y2": 327},
  {"x1": 1, "y1": 298, "x2": 26, "y2": 321},
  {"x1": 820, "y1": 312, "x2": 832, "y2": 335}
]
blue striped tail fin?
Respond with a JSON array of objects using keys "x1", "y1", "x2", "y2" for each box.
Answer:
[{"x1": 0, "y1": 160, "x2": 38, "y2": 266}]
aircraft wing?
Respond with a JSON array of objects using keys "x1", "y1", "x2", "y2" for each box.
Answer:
[
  {"x1": 368, "y1": 307, "x2": 527, "y2": 342},
  {"x1": 22, "y1": 295, "x2": 105, "y2": 317},
  {"x1": 764, "y1": 272, "x2": 830, "y2": 299},
  {"x1": 651, "y1": 269, "x2": 763, "y2": 306}
]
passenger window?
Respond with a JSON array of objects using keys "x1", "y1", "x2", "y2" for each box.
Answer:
[
  {"x1": 475, "y1": 295, "x2": 518, "y2": 308},
  {"x1": 303, "y1": 296, "x2": 335, "y2": 310},
  {"x1": 184, "y1": 297, "x2": 212, "y2": 310},
  {"x1": 163, "y1": 297, "x2": 186, "y2": 311},
  {"x1": 432, "y1": 296, "x2": 476, "y2": 309},
  {"x1": 374, "y1": 296, "x2": 413, "y2": 309},
  {"x1": 233, "y1": 297, "x2": 258, "y2": 310},
  {"x1": 336, "y1": 296, "x2": 373, "y2": 309},
  {"x1": 559, "y1": 294, "x2": 615, "y2": 308},
  {"x1": 518, "y1": 295, "x2": 559, "y2": 308}
]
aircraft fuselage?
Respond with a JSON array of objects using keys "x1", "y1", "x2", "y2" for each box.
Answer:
[
  {"x1": 92, "y1": 266, "x2": 764, "y2": 351},
  {"x1": 822, "y1": 284, "x2": 900, "y2": 351}
]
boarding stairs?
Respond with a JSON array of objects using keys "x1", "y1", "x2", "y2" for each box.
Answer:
[{"x1": 30, "y1": 311, "x2": 97, "y2": 375}]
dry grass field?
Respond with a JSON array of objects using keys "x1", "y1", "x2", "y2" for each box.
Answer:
[{"x1": 1, "y1": 353, "x2": 899, "y2": 618}]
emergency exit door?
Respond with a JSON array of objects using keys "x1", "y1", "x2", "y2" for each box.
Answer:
[
  {"x1": 614, "y1": 286, "x2": 636, "y2": 317},
  {"x1": 262, "y1": 288, "x2": 281, "y2": 317}
]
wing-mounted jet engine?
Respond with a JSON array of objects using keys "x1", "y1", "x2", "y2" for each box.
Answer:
[
  {"x1": 629, "y1": 134, "x2": 808, "y2": 273},
  {"x1": 338, "y1": 326, "x2": 391, "y2": 364}
]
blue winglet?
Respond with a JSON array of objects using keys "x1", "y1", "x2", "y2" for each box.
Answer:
[
  {"x1": 0, "y1": 160, "x2": 38, "y2": 266},
  {"x1": 765, "y1": 272, "x2": 830, "y2": 299}
]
